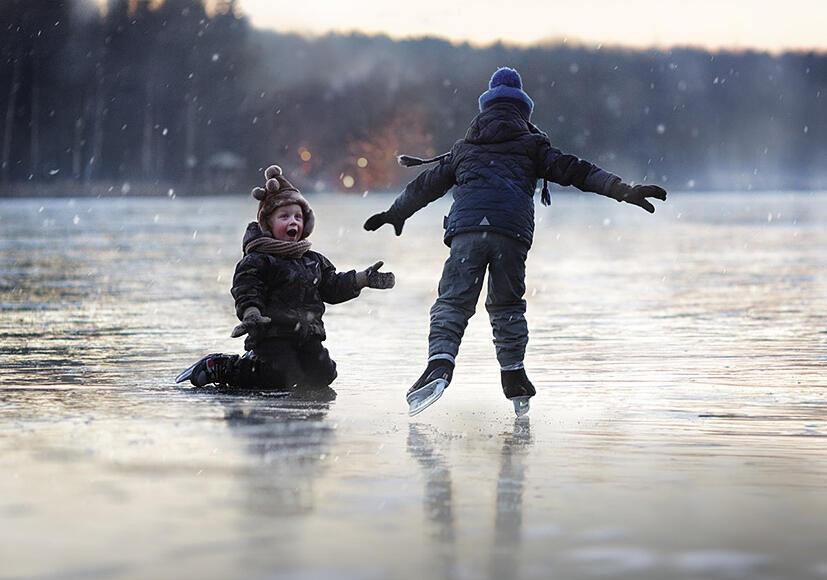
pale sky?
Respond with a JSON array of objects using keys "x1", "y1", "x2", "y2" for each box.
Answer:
[{"x1": 238, "y1": 0, "x2": 827, "y2": 52}]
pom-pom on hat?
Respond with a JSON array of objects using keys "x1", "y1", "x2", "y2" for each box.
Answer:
[
  {"x1": 252, "y1": 164, "x2": 315, "y2": 238},
  {"x1": 478, "y1": 66, "x2": 534, "y2": 118},
  {"x1": 489, "y1": 67, "x2": 523, "y2": 89},
  {"x1": 264, "y1": 165, "x2": 282, "y2": 180}
]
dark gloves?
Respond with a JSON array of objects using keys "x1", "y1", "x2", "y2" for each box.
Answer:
[
  {"x1": 610, "y1": 182, "x2": 668, "y2": 213},
  {"x1": 230, "y1": 307, "x2": 272, "y2": 338},
  {"x1": 355, "y1": 261, "x2": 396, "y2": 290},
  {"x1": 363, "y1": 211, "x2": 405, "y2": 236}
]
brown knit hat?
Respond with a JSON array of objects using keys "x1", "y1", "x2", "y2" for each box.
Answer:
[{"x1": 251, "y1": 165, "x2": 315, "y2": 239}]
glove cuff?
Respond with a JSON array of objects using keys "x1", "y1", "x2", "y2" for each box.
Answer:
[
  {"x1": 610, "y1": 181, "x2": 631, "y2": 202},
  {"x1": 355, "y1": 270, "x2": 369, "y2": 289},
  {"x1": 242, "y1": 306, "x2": 261, "y2": 320}
]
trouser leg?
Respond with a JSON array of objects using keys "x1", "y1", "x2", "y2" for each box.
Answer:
[
  {"x1": 297, "y1": 340, "x2": 338, "y2": 388},
  {"x1": 485, "y1": 234, "x2": 529, "y2": 368},
  {"x1": 226, "y1": 340, "x2": 302, "y2": 389},
  {"x1": 224, "y1": 353, "x2": 257, "y2": 387},
  {"x1": 428, "y1": 233, "x2": 488, "y2": 362}
]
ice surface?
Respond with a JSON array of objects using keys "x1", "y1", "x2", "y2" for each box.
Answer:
[{"x1": 1, "y1": 192, "x2": 827, "y2": 579}]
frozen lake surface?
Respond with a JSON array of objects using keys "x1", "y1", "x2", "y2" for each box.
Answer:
[{"x1": 1, "y1": 191, "x2": 826, "y2": 579}]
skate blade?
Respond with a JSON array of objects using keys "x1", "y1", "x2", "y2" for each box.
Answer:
[
  {"x1": 407, "y1": 379, "x2": 448, "y2": 417},
  {"x1": 511, "y1": 396, "x2": 531, "y2": 417},
  {"x1": 174, "y1": 362, "x2": 199, "y2": 384}
]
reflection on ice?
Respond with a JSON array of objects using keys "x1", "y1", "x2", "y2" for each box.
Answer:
[
  {"x1": 214, "y1": 388, "x2": 337, "y2": 517},
  {"x1": 407, "y1": 424, "x2": 457, "y2": 578},
  {"x1": 491, "y1": 418, "x2": 533, "y2": 580},
  {"x1": 406, "y1": 418, "x2": 533, "y2": 580}
]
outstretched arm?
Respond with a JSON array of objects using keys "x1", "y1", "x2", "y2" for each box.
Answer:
[
  {"x1": 537, "y1": 141, "x2": 667, "y2": 212},
  {"x1": 538, "y1": 140, "x2": 621, "y2": 196},
  {"x1": 317, "y1": 255, "x2": 362, "y2": 305},
  {"x1": 364, "y1": 155, "x2": 456, "y2": 235},
  {"x1": 319, "y1": 258, "x2": 396, "y2": 304}
]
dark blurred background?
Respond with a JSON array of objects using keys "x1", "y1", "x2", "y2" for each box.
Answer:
[{"x1": 1, "y1": 0, "x2": 825, "y2": 196}]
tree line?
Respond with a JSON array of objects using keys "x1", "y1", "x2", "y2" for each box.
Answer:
[{"x1": 1, "y1": 0, "x2": 825, "y2": 195}]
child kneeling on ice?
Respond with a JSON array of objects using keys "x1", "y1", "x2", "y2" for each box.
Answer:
[
  {"x1": 177, "y1": 165, "x2": 395, "y2": 390},
  {"x1": 364, "y1": 67, "x2": 667, "y2": 416}
]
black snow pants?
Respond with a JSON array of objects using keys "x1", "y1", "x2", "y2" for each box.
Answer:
[{"x1": 225, "y1": 338, "x2": 338, "y2": 390}]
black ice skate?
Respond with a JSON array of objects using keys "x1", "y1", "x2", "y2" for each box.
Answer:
[
  {"x1": 501, "y1": 368, "x2": 536, "y2": 417},
  {"x1": 406, "y1": 359, "x2": 454, "y2": 417},
  {"x1": 175, "y1": 353, "x2": 232, "y2": 387}
]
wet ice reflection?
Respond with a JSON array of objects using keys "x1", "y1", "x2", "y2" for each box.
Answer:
[
  {"x1": 406, "y1": 418, "x2": 533, "y2": 580},
  {"x1": 213, "y1": 387, "x2": 337, "y2": 518},
  {"x1": 490, "y1": 418, "x2": 532, "y2": 580},
  {"x1": 407, "y1": 424, "x2": 457, "y2": 578}
]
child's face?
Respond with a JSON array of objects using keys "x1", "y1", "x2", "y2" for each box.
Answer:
[{"x1": 268, "y1": 204, "x2": 304, "y2": 241}]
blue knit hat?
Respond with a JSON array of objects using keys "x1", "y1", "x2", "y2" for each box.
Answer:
[{"x1": 478, "y1": 67, "x2": 534, "y2": 118}]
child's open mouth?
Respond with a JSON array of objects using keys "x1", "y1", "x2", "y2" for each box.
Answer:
[{"x1": 286, "y1": 227, "x2": 299, "y2": 238}]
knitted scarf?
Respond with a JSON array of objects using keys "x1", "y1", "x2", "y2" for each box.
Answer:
[{"x1": 245, "y1": 236, "x2": 311, "y2": 258}]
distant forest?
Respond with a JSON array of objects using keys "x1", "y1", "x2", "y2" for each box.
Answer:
[{"x1": 1, "y1": 0, "x2": 826, "y2": 195}]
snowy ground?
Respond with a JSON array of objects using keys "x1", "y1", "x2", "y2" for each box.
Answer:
[{"x1": 1, "y1": 192, "x2": 826, "y2": 579}]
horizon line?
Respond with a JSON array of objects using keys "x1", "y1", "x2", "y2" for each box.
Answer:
[
  {"x1": 87, "y1": 1, "x2": 827, "y2": 56},
  {"x1": 251, "y1": 26, "x2": 827, "y2": 57}
]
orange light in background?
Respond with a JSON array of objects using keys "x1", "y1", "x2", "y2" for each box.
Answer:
[
  {"x1": 299, "y1": 148, "x2": 312, "y2": 162},
  {"x1": 342, "y1": 175, "x2": 355, "y2": 188},
  {"x1": 345, "y1": 107, "x2": 434, "y2": 190}
]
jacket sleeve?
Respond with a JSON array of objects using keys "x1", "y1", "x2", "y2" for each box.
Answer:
[
  {"x1": 386, "y1": 153, "x2": 456, "y2": 222},
  {"x1": 231, "y1": 253, "x2": 270, "y2": 320},
  {"x1": 317, "y1": 255, "x2": 361, "y2": 305},
  {"x1": 536, "y1": 138, "x2": 621, "y2": 197}
]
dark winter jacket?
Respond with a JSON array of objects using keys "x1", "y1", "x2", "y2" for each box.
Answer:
[
  {"x1": 231, "y1": 222, "x2": 361, "y2": 347},
  {"x1": 387, "y1": 101, "x2": 622, "y2": 248}
]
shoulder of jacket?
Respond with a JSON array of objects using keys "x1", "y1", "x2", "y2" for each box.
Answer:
[
  {"x1": 305, "y1": 250, "x2": 331, "y2": 265},
  {"x1": 438, "y1": 141, "x2": 459, "y2": 163},
  {"x1": 239, "y1": 250, "x2": 268, "y2": 263},
  {"x1": 451, "y1": 139, "x2": 467, "y2": 153},
  {"x1": 234, "y1": 252, "x2": 274, "y2": 277},
  {"x1": 529, "y1": 131, "x2": 551, "y2": 151}
]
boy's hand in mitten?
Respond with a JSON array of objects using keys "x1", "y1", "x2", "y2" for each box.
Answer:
[
  {"x1": 611, "y1": 183, "x2": 668, "y2": 213},
  {"x1": 230, "y1": 307, "x2": 272, "y2": 338},
  {"x1": 363, "y1": 211, "x2": 405, "y2": 236},
  {"x1": 355, "y1": 261, "x2": 396, "y2": 290}
]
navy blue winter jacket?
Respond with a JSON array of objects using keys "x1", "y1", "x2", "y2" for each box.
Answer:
[{"x1": 387, "y1": 101, "x2": 621, "y2": 248}]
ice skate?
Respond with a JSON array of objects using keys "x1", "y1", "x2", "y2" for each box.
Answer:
[
  {"x1": 175, "y1": 353, "x2": 232, "y2": 387},
  {"x1": 501, "y1": 368, "x2": 536, "y2": 417},
  {"x1": 406, "y1": 359, "x2": 454, "y2": 417}
]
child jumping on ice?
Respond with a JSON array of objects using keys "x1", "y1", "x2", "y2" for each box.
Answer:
[
  {"x1": 364, "y1": 67, "x2": 667, "y2": 417},
  {"x1": 177, "y1": 165, "x2": 395, "y2": 391}
]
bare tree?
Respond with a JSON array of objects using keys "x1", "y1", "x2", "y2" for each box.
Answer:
[
  {"x1": 2, "y1": 53, "x2": 22, "y2": 184},
  {"x1": 29, "y1": 63, "x2": 40, "y2": 177}
]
